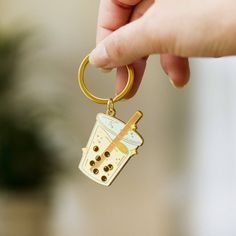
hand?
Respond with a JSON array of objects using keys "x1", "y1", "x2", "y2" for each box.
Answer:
[{"x1": 89, "y1": 0, "x2": 236, "y2": 97}]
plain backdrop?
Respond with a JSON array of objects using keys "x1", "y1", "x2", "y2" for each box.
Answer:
[{"x1": 0, "y1": 1, "x2": 235, "y2": 236}]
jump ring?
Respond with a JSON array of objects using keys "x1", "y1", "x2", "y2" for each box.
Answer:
[{"x1": 78, "y1": 55, "x2": 134, "y2": 104}]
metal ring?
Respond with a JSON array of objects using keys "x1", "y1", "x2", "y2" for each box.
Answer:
[{"x1": 78, "y1": 55, "x2": 134, "y2": 104}]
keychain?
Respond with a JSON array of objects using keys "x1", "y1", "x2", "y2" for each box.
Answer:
[{"x1": 78, "y1": 55, "x2": 144, "y2": 186}]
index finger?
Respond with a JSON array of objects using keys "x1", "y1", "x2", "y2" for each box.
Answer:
[{"x1": 96, "y1": 0, "x2": 143, "y2": 43}]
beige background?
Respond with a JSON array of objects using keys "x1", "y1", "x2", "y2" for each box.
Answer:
[
  {"x1": 0, "y1": 1, "x2": 190, "y2": 236},
  {"x1": 2, "y1": 1, "x2": 235, "y2": 236}
]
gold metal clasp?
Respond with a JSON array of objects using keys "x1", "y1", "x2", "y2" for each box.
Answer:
[{"x1": 106, "y1": 98, "x2": 116, "y2": 117}]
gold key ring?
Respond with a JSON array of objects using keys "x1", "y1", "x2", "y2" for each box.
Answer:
[{"x1": 78, "y1": 55, "x2": 134, "y2": 104}]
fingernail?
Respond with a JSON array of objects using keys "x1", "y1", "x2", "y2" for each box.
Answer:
[
  {"x1": 89, "y1": 44, "x2": 110, "y2": 68},
  {"x1": 168, "y1": 77, "x2": 176, "y2": 88},
  {"x1": 99, "y1": 68, "x2": 112, "y2": 73},
  {"x1": 168, "y1": 77, "x2": 185, "y2": 89}
]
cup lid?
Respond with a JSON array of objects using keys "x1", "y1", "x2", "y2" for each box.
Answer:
[{"x1": 96, "y1": 113, "x2": 143, "y2": 146}]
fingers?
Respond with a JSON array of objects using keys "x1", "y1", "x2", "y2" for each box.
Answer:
[
  {"x1": 93, "y1": 1, "x2": 190, "y2": 96},
  {"x1": 96, "y1": 0, "x2": 143, "y2": 44},
  {"x1": 96, "y1": 0, "x2": 146, "y2": 99},
  {"x1": 115, "y1": 0, "x2": 153, "y2": 98},
  {"x1": 95, "y1": 0, "x2": 153, "y2": 99},
  {"x1": 116, "y1": 58, "x2": 147, "y2": 98},
  {"x1": 160, "y1": 54, "x2": 190, "y2": 88},
  {"x1": 89, "y1": 10, "x2": 155, "y2": 68}
]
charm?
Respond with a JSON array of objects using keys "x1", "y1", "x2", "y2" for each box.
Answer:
[
  {"x1": 79, "y1": 110, "x2": 143, "y2": 186},
  {"x1": 78, "y1": 55, "x2": 144, "y2": 186}
]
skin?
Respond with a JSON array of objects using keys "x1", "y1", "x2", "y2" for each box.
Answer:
[{"x1": 89, "y1": 0, "x2": 236, "y2": 97}]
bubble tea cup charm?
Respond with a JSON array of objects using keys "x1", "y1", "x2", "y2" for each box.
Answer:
[{"x1": 78, "y1": 55, "x2": 144, "y2": 186}]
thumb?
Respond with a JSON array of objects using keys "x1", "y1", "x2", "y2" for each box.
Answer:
[{"x1": 89, "y1": 16, "x2": 155, "y2": 68}]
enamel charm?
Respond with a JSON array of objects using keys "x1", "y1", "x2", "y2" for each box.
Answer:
[
  {"x1": 78, "y1": 55, "x2": 144, "y2": 186},
  {"x1": 79, "y1": 111, "x2": 143, "y2": 186}
]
